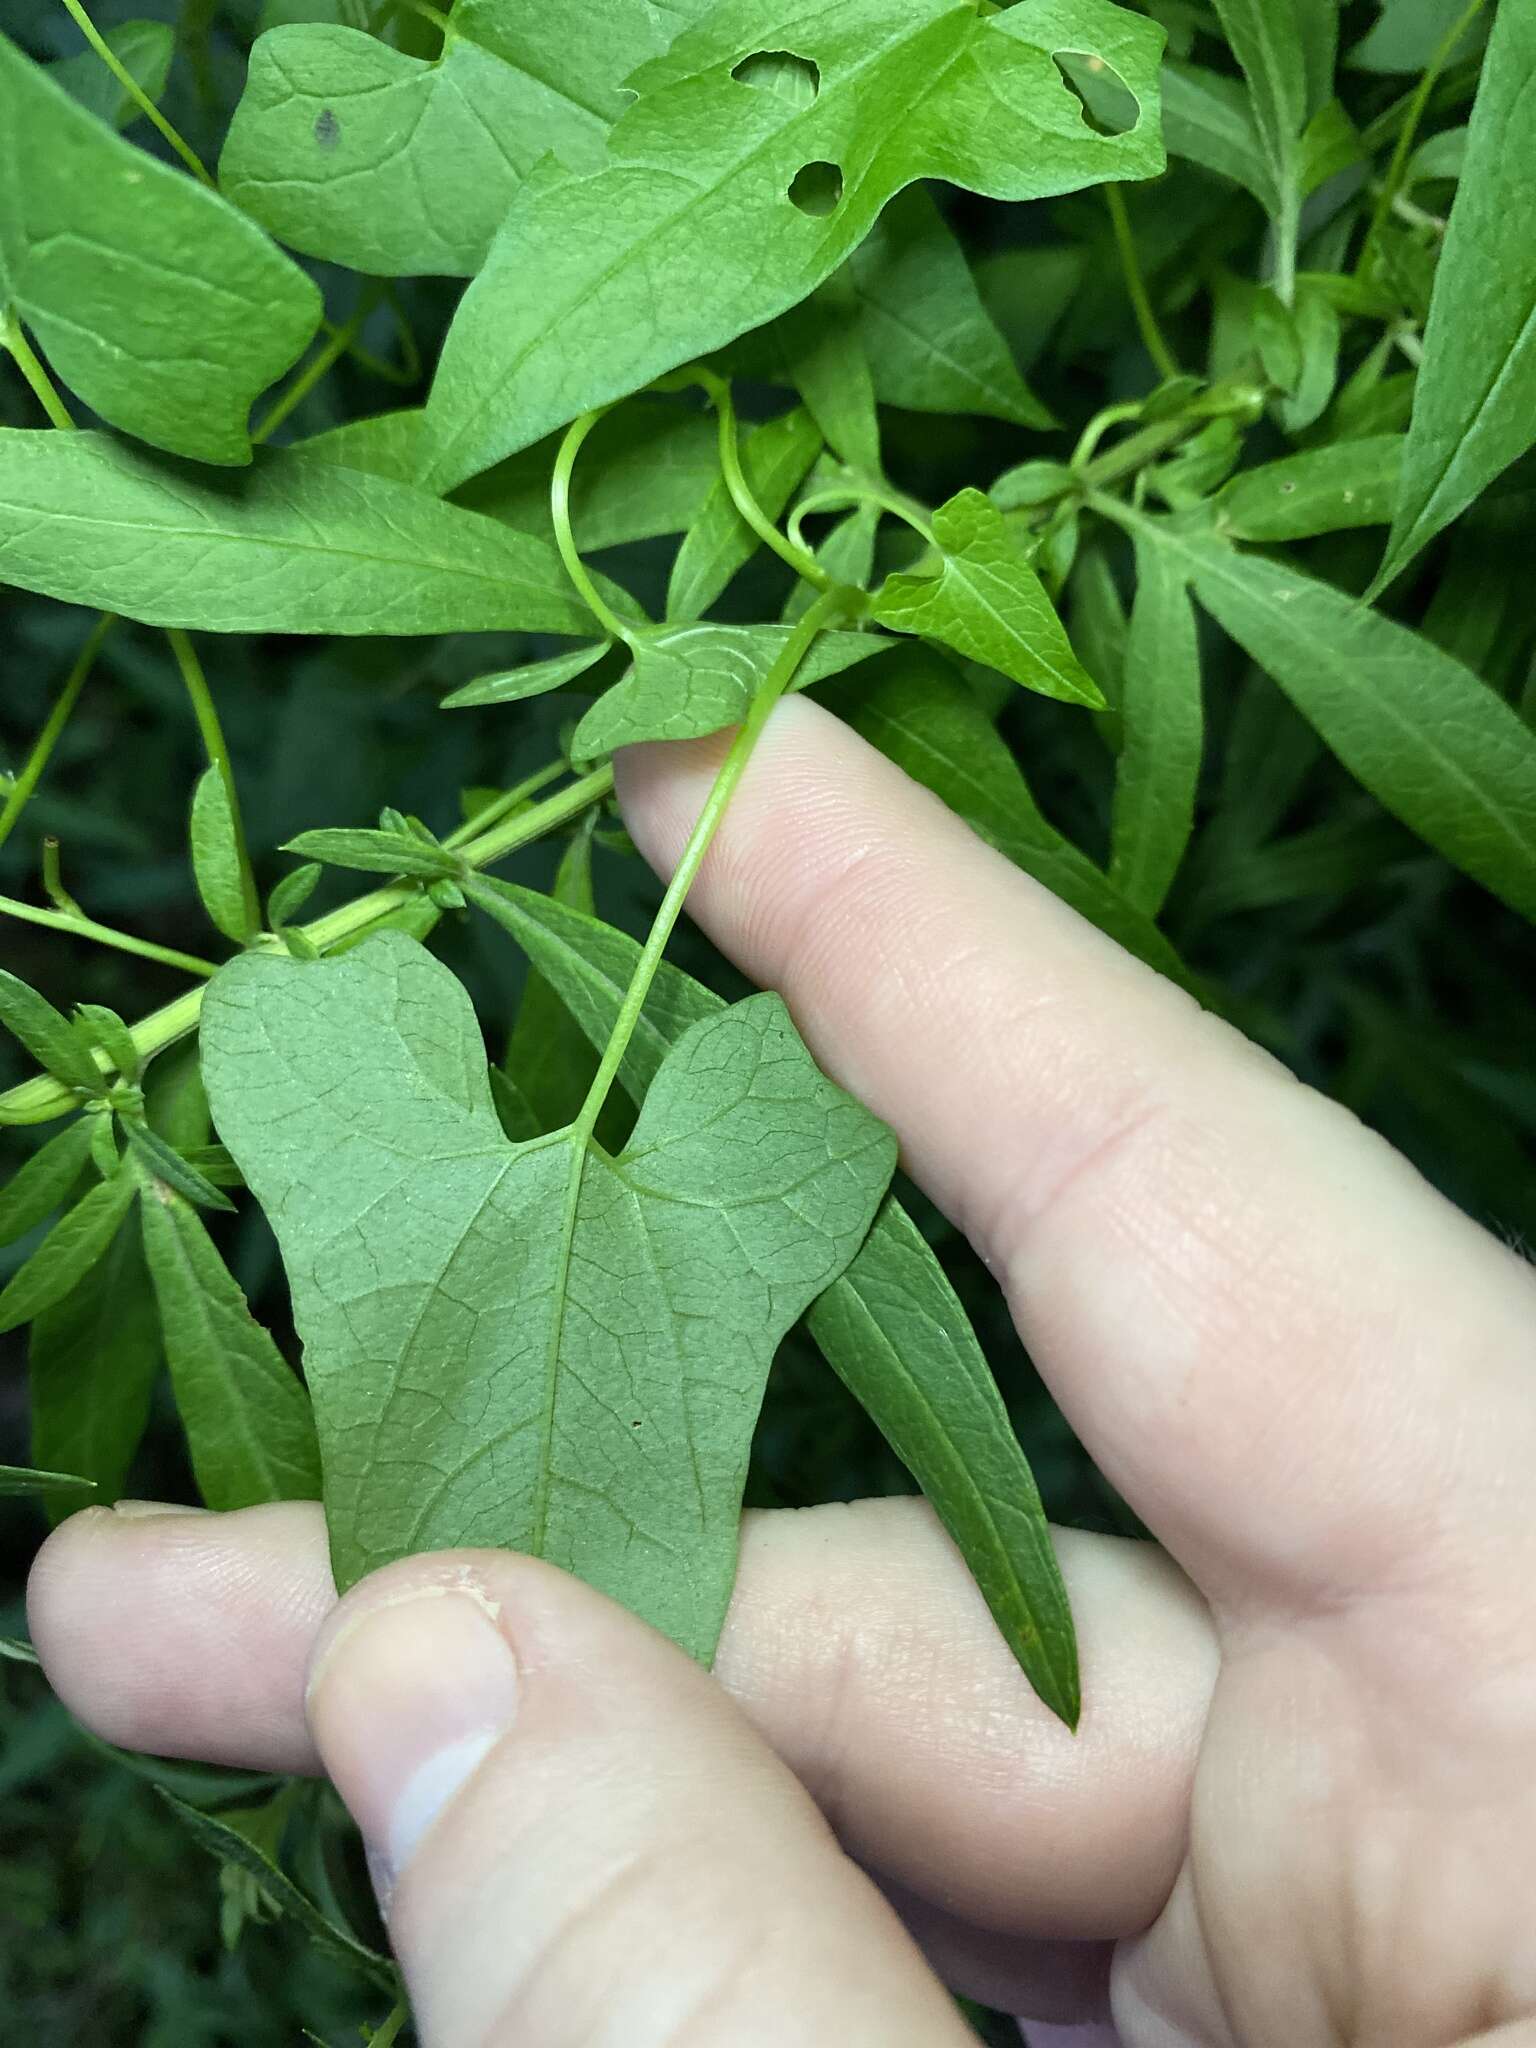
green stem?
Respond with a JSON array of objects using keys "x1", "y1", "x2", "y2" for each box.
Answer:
[
  {"x1": 1, "y1": 313, "x2": 75, "y2": 430},
  {"x1": 1079, "y1": 413, "x2": 1202, "y2": 492},
  {"x1": 0, "y1": 766, "x2": 618, "y2": 1126},
  {"x1": 440, "y1": 760, "x2": 569, "y2": 852},
  {"x1": 551, "y1": 411, "x2": 638, "y2": 645},
  {"x1": 1364, "y1": 0, "x2": 1487, "y2": 260},
  {"x1": 42, "y1": 839, "x2": 85, "y2": 918},
  {"x1": 1104, "y1": 186, "x2": 1181, "y2": 381},
  {"x1": 367, "y1": 2007, "x2": 410, "y2": 2048},
  {"x1": 254, "y1": 289, "x2": 379, "y2": 443},
  {"x1": 0, "y1": 615, "x2": 114, "y2": 853},
  {"x1": 788, "y1": 481, "x2": 932, "y2": 553},
  {"x1": 691, "y1": 370, "x2": 832, "y2": 592},
  {"x1": 0, "y1": 894, "x2": 219, "y2": 979},
  {"x1": 166, "y1": 630, "x2": 262, "y2": 939},
  {"x1": 57, "y1": 0, "x2": 216, "y2": 186},
  {"x1": 1272, "y1": 186, "x2": 1301, "y2": 310},
  {"x1": 574, "y1": 588, "x2": 847, "y2": 1137}
]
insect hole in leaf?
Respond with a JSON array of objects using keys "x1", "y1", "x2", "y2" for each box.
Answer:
[{"x1": 788, "y1": 160, "x2": 844, "y2": 218}]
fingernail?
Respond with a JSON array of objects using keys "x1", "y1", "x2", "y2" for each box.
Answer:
[
  {"x1": 110, "y1": 1498, "x2": 208, "y2": 1520},
  {"x1": 306, "y1": 1581, "x2": 518, "y2": 1906}
]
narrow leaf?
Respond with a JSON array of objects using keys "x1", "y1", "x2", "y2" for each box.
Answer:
[
  {"x1": 74, "y1": 1005, "x2": 140, "y2": 1081},
  {"x1": 137, "y1": 1180, "x2": 322, "y2": 1511},
  {"x1": 0, "y1": 1168, "x2": 138, "y2": 1334},
  {"x1": 443, "y1": 643, "x2": 612, "y2": 712},
  {"x1": 1161, "y1": 59, "x2": 1277, "y2": 207},
  {"x1": 0, "y1": 31, "x2": 319, "y2": 464},
  {"x1": 500, "y1": 824, "x2": 605, "y2": 1141},
  {"x1": 463, "y1": 877, "x2": 1081, "y2": 1723},
  {"x1": 0, "y1": 1462, "x2": 96, "y2": 1498},
  {"x1": 0, "y1": 433, "x2": 606, "y2": 638},
  {"x1": 0, "y1": 1117, "x2": 98, "y2": 1248},
  {"x1": 1214, "y1": 436, "x2": 1402, "y2": 541},
  {"x1": 201, "y1": 934, "x2": 895, "y2": 1662},
  {"x1": 872, "y1": 490, "x2": 1104, "y2": 707},
  {"x1": 190, "y1": 767, "x2": 258, "y2": 948},
  {"x1": 267, "y1": 864, "x2": 322, "y2": 930},
  {"x1": 0, "y1": 968, "x2": 106, "y2": 1093},
  {"x1": 1109, "y1": 540, "x2": 1204, "y2": 917},
  {"x1": 1209, "y1": 0, "x2": 1307, "y2": 210},
  {"x1": 1375, "y1": 2, "x2": 1536, "y2": 588},
  {"x1": 123, "y1": 1121, "x2": 238, "y2": 1214},
  {"x1": 281, "y1": 828, "x2": 458, "y2": 878}
]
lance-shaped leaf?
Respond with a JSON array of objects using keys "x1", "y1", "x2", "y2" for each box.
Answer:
[
  {"x1": 0, "y1": 1463, "x2": 96, "y2": 1498},
  {"x1": 0, "y1": 968, "x2": 107, "y2": 1094},
  {"x1": 1109, "y1": 539, "x2": 1204, "y2": 918},
  {"x1": 461, "y1": 877, "x2": 1081, "y2": 1724},
  {"x1": 221, "y1": 4, "x2": 700, "y2": 277},
  {"x1": 842, "y1": 185, "x2": 1052, "y2": 428},
  {"x1": 137, "y1": 1175, "x2": 322, "y2": 1511},
  {"x1": 202, "y1": 933, "x2": 896, "y2": 1662},
  {"x1": 1160, "y1": 59, "x2": 1277, "y2": 207},
  {"x1": 1209, "y1": 0, "x2": 1308, "y2": 220},
  {"x1": 666, "y1": 407, "x2": 822, "y2": 622},
  {"x1": 499, "y1": 823, "x2": 606, "y2": 1144},
  {"x1": 1374, "y1": 2, "x2": 1536, "y2": 591},
  {"x1": 281, "y1": 827, "x2": 459, "y2": 878},
  {"x1": 0, "y1": 1167, "x2": 138, "y2": 1333},
  {"x1": 420, "y1": 0, "x2": 1164, "y2": 488},
  {"x1": 444, "y1": 642, "x2": 613, "y2": 712},
  {"x1": 0, "y1": 1117, "x2": 98, "y2": 1247},
  {"x1": 872, "y1": 490, "x2": 1103, "y2": 706},
  {"x1": 30, "y1": 1216, "x2": 161, "y2": 1520},
  {"x1": 0, "y1": 433, "x2": 604, "y2": 638},
  {"x1": 1144, "y1": 523, "x2": 1536, "y2": 926},
  {"x1": 50, "y1": 19, "x2": 174, "y2": 131},
  {"x1": 1214, "y1": 436, "x2": 1402, "y2": 541},
  {"x1": 0, "y1": 31, "x2": 319, "y2": 465},
  {"x1": 190, "y1": 767, "x2": 259, "y2": 948},
  {"x1": 123, "y1": 1122, "x2": 237, "y2": 1214},
  {"x1": 572, "y1": 624, "x2": 890, "y2": 756}
]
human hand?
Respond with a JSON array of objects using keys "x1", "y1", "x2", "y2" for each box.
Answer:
[{"x1": 29, "y1": 698, "x2": 1536, "y2": 2046}]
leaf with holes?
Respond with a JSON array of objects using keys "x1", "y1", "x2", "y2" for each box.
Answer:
[
  {"x1": 200, "y1": 932, "x2": 895, "y2": 1661},
  {"x1": 419, "y1": 0, "x2": 1164, "y2": 488}
]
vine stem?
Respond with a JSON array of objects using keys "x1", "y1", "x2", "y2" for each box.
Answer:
[
  {"x1": 688, "y1": 370, "x2": 832, "y2": 592},
  {"x1": 0, "y1": 615, "x2": 115, "y2": 854},
  {"x1": 166, "y1": 629, "x2": 262, "y2": 939},
  {"x1": 551, "y1": 410, "x2": 637, "y2": 644},
  {"x1": 0, "y1": 767, "x2": 615, "y2": 1126},
  {"x1": 573, "y1": 587, "x2": 848, "y2": 1139},
  {"x1": 1104, "y1": 186, "x2": 1181, "y2": 381},
  {"x1": 1363, "y1": 0, "x2": 1488, "y2": 261},
  {"x1": 0, "y1": 894, "x2": 218, "y2": 980},
  {"x1": 57, "y1": 0, "x2": 216, "y2": 186},
  {"x1": 254, "y1": 288, "x2": 379, "y2": 443}
]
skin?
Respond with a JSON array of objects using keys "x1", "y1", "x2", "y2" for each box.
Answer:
[{"x1": 27, "y1": 698, "x2": 1536, "y2": 2047}]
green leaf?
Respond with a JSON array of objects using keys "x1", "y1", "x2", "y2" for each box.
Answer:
[
  {"x1": 771, "y1": 286, "x2": 882, "y2": 476},
  {"x1": 1374, "y1": 1, "x2": 1536, "y2": 590},
  {"x1": 267, "y1": 864, "x2": 323, "y2": 931},
  {"x1": 0, "y1": 433, "x2": 603, "y2": 638},
  {"x1": 1157, "y1": 526, "x2": 1536, "y2": 926},
  {"x1": 158, "y1": 1793, "x2": 397, "y2": 1993},
  {"x1": 0, "y1": 1462, "x2": 97, "y2": 1498},
  {"x1": 462, "y1": 877, "x2": 1080, "y2": 1724},
  {"x1": 1160, "y1": 59, "x2": 1276, "y2": 207},
  {"x1": 842, "y1": 185, "x2": 1053, "y2": 429},
  {"x1": 50, "y1": 19, "x2": 174, "y2": 131},
  {"x1": 1214, "y1": 436, "x2": 1402, "y2": 540},
  {"x1": 281, "y1": 828, "x2": 458, "y2": 878},
  {"x1": 201, "y1": 933, "x2": 895, "y2": 1660},
  {"x1": 499, "y1": 823, "x2": 606, "y2": 1142},
  {"x1": 0, "y1": 1637, "x2": 40, "y2": 1665},
  {"x1": 571, "y1": 625, "x2": 890, "y2": 756},
  {"x1": 0, "y1": 1167, "x2": 138, "y2": 1335},
  {"x1": 1208, "y1": 0, "x2": 1308, "y2": 213},
  {"x1": 419, "y1": 0, "x2": 1165, "y2": 489},
  {"x1": 190, "y1": 767, "x2": 259, "y2": 948},
  {"x1": 831, "y1": 653, "x2": 1190, "y2": 983},
  {"x1": 73, "y1": 1005, "x2": 140, "y2": 1082},
  {"x1": 443, "y1": 642, "x2": 613, "y2": 712},
  {"x1": 0, "y1": 30, "x2": 320, "y2": 465},
  {"x1": 666, "y1": 407, "x2": 822, "y2": 622},
  {"x1": 137, "y1": 1178, "x2": 322, "y2": 1511},
  {"x1": 293, "y1": 407, "x2": 429, "y2": 486},
  {"x1": 1350, "y1": 0, "x2": 1487, "y2": 74},
  {"x1": 1276, "y1": 283, "x2": 1341, "y2": 435},
  {"x1": 30, "y1": 1216, "x2": 161, "y2": 1520},
  {"x1": 0, "y1": 968, "x2": 107, "y2": 1094},
  {"x1": 221, "y1": 6, "x2": 693, "y2": 276},
  {"x1": 1108, "y1": 539, "x2": 1204, "y2": 917},
  {"x1": 0, "y1": 1117, "x2": 98, "y2": 1248},
  {"x1": 871, "y1": 490, "x2": 1104, "y2": 707},
  {"x1": 122, "y1": 1121, "x2": 238, "y2": 1214}
]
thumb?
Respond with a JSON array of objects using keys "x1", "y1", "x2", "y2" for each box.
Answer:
[{"x1": 306, "y1": 1550, "x2": 971, "y2": 2048}]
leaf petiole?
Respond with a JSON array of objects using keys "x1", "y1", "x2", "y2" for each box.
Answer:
[
  {"x1": 551, "y1": 409, "x2": 640, "y2": 644},
  {"x1": 682, "y1": 369, "x2": 834, "y2": 592},
  {"x1": 1104, "y1": 186, "x2": 1181, "y2": 381},
  {"x1": 167, "y1": 630, "x2": 262, "y2": 943},
  {"x1": 56, "y1": 0, "x2": 215, "y2": 187},
  {"x1": 0, "y1": 311, "x2": 75, "y2": 430},
  {"x1": 0, "y1": 613, "x2": 114, "y2": 854},
  {"x1": 0, "y1": 894, "x2": 220, "y2": 981}
]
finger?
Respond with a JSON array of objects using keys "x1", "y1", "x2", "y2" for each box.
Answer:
[
  {"x1": 616, "y1": 700, "x2": 1536, "y2": 1612},
  {"x1": 306, "y1": 1549, "x2": 972, "y2": 2048},
  {"x1": 28, "y1": 1496, "x2": 1215, "y2": 1940}
]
